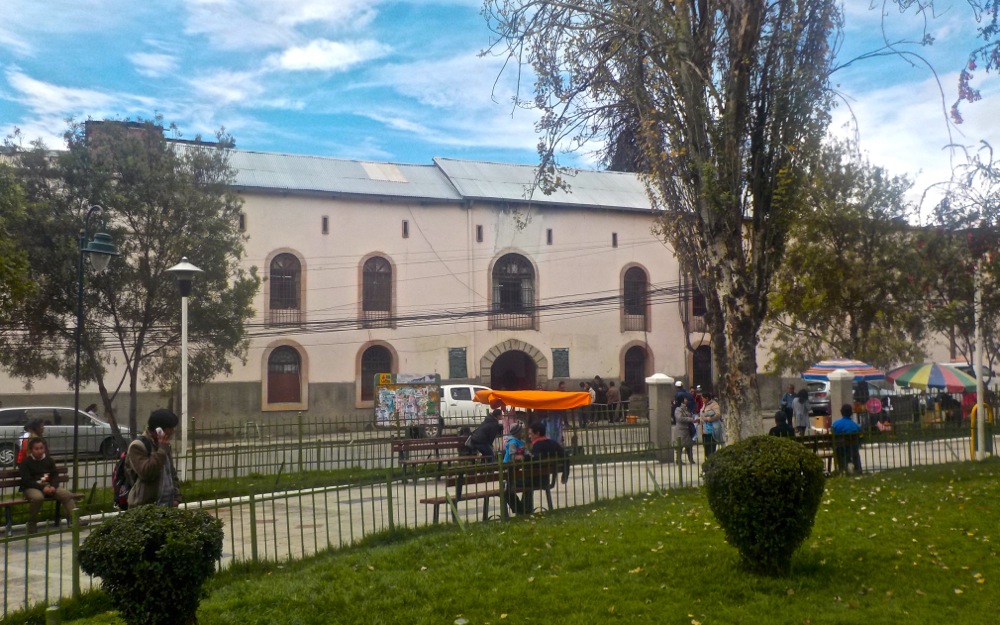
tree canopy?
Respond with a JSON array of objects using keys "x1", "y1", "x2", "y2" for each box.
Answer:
[
  {"x1": 0, "y1": 119, "x2": 259, "y2": 433},
  {"x1": 765, "y1": 140, "x2": 928, "y2": 373},
  {"x1": 485, "y1": 0, "x2": 842, "y2": 438},
  {"x1": 0, "y1": 163, "x2": 35, "y2": 326}
]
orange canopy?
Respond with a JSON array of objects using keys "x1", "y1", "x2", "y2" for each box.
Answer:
[{"x1": 473, "y1": 389, "x2": 591, "y2": 410}]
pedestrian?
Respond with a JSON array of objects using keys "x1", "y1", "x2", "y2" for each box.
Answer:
[
  {"x1": 700, "y1": 392, "x2": 724, "y2": 458},
  {"x1": 792, "y1": 388, "x2": 810, "y2": 436},
  {"x1": 831, "y1": 403, "x2": 863, "y2": 474},
  {"x1": 780, "y1": 384, "x2": 796, "y2": 421},
  {"x1": 16, "y1": 418, "x2": 46, "y2": 466},
  {"x1": 606, "y1": 381, "x2": 621, "y2": 422},
  {"x1": 125, "y1": 408, "x2": 182, "y2": 508},
  {"x1": 672, "y1": 397, "x2": 696, "y2": 463},
  {"x1": 84, "y1": 403, "x2": 99, "y2": 418},
  {"x1": 593, "y1": 376, "x2": 608, "y2": 421},
  {"x1": 768, "y1": 411, "x2": 796, "y2": 437},
  {"x1": 19, "y1": 438, "x2": 83, "y2": 533},
  {"x1": 465, "y1": 407, "x2": 503, "y2": 462}
]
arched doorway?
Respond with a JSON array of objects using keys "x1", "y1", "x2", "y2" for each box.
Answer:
[
  {"x1": 624, "y1": 345, "x2": 648, "y2": 394},
  {"x1": 490, "y1": 351, "x2": 538, "y2": 390},
  {"x1": 692, "y1": 345, "x2": 713, "y2": 393}
]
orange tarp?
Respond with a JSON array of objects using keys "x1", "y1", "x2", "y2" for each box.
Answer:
[{"x1": 473, "y1": 389, "x2": 591, "y2": 410}]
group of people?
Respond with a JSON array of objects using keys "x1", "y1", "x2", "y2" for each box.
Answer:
[
  {"x1": 14, "y1": 407, "x2": 183, "y2": 534},
  {"x1": 671, "y1": 380, "x2": 724, "y2": 463},
  {"x1": 779, "y1": 384, "x2": 812, "y2": 435},
  {"x1": 461, "y1": 399, "x2": 570, "y2": 515},
  {"x1": 578, "y1": 376, "x2": 632, "y2": 426}
]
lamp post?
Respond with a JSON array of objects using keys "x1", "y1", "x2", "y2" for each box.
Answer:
[
  {"x1": 166, "y1": 257, "x2": 203, "y2": 482},
  {"x1": 73, "y1": 206, "x2": 118, "y2": 491}
]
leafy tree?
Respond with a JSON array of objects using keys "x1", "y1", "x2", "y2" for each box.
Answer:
[
  {"x1": 484, "y1": 0, "x2": 841, "y2": 438},
  {"x1": 0, "y1": 119, "x2": 259, "y2": 434},
  {"x1": 765, "y1": 140, "x2": 928, "y2": 373},
  {"x1": 0, "y1": 163, "x2": 35, "y2": 325},
  {"x1": 920, "y1": 142, "x2": 1000, "y2": 372}
]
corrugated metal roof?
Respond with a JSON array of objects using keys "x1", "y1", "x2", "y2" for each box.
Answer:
[
  {"x1": 190, "y1": 145, "x2": 652, "y2": 210},
  {"x1": 223, "y1": 149, "x2": 464, "y2": 201},
  {"x1": 433, "y1": 157, "x2": 651, "y2": 211}
]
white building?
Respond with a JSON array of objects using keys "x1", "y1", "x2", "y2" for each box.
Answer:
[{"x1": 2, "y1": 147, "x2": 713, "y2": 427}]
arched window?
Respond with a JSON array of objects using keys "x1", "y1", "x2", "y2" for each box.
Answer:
[
  {"x1": 269, "y1": 253, "x2": 301, "y2": 326},
  {"x1": 362, "y1": 256, "x2": 392, "y2": 328},
  {"x1": 267, "y1": 346, "x2": 301, "y2": 404},
  {"x1": 360, "y1": 345, "x2": 393, "y2": 401},
  {"x1": 491, "y1": 253, "x2": 535, "y2": 329},
  {"x1": 623, "y1": 266, "x2": 648, "y2": 331},
  {"x1": 624, "y1": 346, "x2": 648, "y2": 395}
]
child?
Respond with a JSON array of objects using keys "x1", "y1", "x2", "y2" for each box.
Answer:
[{"x1": 503, "y1": 421, "x2": 526, "y2": 462}]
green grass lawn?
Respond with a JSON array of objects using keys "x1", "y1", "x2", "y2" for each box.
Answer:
[{"x1": 15, "y1": 459, "x2": 1000, "y2": 625}]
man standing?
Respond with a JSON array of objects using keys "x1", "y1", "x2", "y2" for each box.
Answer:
[
  {"x1": 126, "y1": 408, "x2": 182, "y2": 508},
  {"x1": 780, "y1": 384, "x2": 796, "y2": 421},
  {"x1": 606, "y1": 381, "x2": 621, "y2": 422},
  {"x1": 831, "y1": 404, "x2": 863, "y2": 474}
]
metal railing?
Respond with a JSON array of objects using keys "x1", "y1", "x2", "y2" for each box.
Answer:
[{"x1": 1, "y1": 412, "x2": 995, "y2": 618}]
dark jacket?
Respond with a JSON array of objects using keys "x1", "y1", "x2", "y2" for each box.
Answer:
[
  {"x1": 469, "y1": 411, "x2": 503, "y2": 446},
  {"x1": 769, "y1": 424, "x2": 796, "y2": 438},
  {"x1": 126, "y1": 433, "x2": 181, "y2": 507},
  {"x1": 19, "y1": 454, "x2": 61, "y2": 492},
  {"x1": 526, "y1": 436, "x2": 570, "y2": 486}
]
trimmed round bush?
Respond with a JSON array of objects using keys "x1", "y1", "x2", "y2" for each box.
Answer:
[
  {"x1": 703, "y1": 435, "x2": 825, "y2": 576},
  {"x1": 80, "y1": 506, "x2": 224, "y2": 625}
]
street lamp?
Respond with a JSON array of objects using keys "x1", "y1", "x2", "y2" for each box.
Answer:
[
  {"x1": 73, "y1": 206, "x2": 118, "y2": 491},
  {"x1": 166, "y1": 257, "x2": 203, "y2": 482}
]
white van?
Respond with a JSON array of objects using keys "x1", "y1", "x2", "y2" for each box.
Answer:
[{"x1": 438, "y1": 384, "x2": 491, "y2": 433}]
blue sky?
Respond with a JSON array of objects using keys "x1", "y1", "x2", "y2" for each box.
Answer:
[{"x1": 1, "y1": 0, "x2": 996, "y2": 211}]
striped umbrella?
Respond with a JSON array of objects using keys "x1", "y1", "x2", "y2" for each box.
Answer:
[
  {"x1": 801, "y1": 358, "x2": 885, "y2": 382},
  {"x1": 886, "y1": 363, "x2": 978, "y2": 393}
]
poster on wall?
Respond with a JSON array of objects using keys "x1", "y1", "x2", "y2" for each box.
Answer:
[{"x1": 374, "y1": 373, "x2": 441, "y2": 429}]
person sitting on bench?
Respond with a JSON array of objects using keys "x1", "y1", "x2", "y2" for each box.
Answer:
[
  {"x1": 504, "y1": 422, "x2": 570, "y2": 514},
  {"x1": 19, "y1": 438, "x2": 81, "y2": 533}
]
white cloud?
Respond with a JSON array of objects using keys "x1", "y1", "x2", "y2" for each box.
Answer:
[
  {"x1": 8, "y1": 70, "x2": 122, "y2": 114},
  {"x1": 0, "y1": 28, "x2": 32, "y2": 56},
  {"x1": 129, "y1": 52, "x2": 179, "y2": 78},
  {"x1": 187, "y1": 69, "x2": 266, "y2": 106},
  {"x1": 830, "y1": 70, "x2": 1000, "y2": 214},
  {"x1": 180, "y1": 0, "x2": 380, "y2": 51},
  {"x1": 267, "y1": 39, "x2": 389, "y2": 71}
]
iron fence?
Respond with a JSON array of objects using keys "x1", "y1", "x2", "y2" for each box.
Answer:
[{"x1": 1, "y1": 414, "x2": 995, "y2": 619}]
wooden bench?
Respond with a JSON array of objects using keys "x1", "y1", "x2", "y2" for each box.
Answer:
[
  {"x1": 418, "y1": 460, "x2": 562, "y2": 523},
  {"x1": 798, "y1": 433, "x2": 863, "y2": 474},
  {"x1": 1, "y1": 467, "x2": 86, "y2": 535},
  {"x1": 391, "y1": 435, "x2": 481, "y2": 481}
]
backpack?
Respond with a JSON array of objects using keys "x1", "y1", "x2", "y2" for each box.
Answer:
[{"x1": 112, "y1": 438, "x2": 151, "y2": 510}]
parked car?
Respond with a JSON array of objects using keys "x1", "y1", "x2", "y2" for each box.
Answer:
[
  {"x1": 806, "y1": 380, "x2": 831, "y2": 416},
  {"x1": 0, "y1": 406, "x2": 127, "y2": 467},
  {"x1": 438, "y1": 384, "x2": 492, "y2": 434}
]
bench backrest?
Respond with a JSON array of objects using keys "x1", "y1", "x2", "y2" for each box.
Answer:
[
  {"x1": 391, "y1": 436, "x2": 467, "y2": 453},
  {"x1": 0, "y1": 466, "x2": 70, "y2": 492},
  {"x1": 444, "y1": 460, "x2": 560, "y2": 488}
]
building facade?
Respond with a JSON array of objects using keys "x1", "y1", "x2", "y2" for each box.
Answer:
[{"x1": 2, "y1": 148, "x2": 710, "y2": 428}]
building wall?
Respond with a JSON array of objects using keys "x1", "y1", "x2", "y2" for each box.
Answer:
[{"x1": 236, "y1": 192, "x2": 686, "y2": 417}]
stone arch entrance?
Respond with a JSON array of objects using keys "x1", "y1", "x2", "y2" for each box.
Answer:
[{"x1": 480, "y1": 340, "x2": 548, "y2": 389}]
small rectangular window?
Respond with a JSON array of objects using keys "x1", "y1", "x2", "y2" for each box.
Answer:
[
  {"x1": 322, "y1": 216, "x2": 329, "y2": 235},
  {"x1": 448, "y1": 348, "x2": 468, "y2": 379},
  {"x1": 546, "y1": 229, "x2": 553, "y2": 245},
  {"x1": 476, "y1": 225, "x2": 483, "y2": 242},
  {"x1": 238, "y1": 212, "x2": 246, "y2": 232},
  {"x1": 612, "y1": 232, "x2": 618, "y2": 248},
  {"x1": 402, "y1": 220, "x2": 409, "y2": 238}
]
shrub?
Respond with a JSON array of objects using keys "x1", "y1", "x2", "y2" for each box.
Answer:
[
  {"x1": 79, "y1": 506, "x2": 224, "y2": 625},
  {"x1": 703, "y1": 435, "x2": 825, "y2": 576}
]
